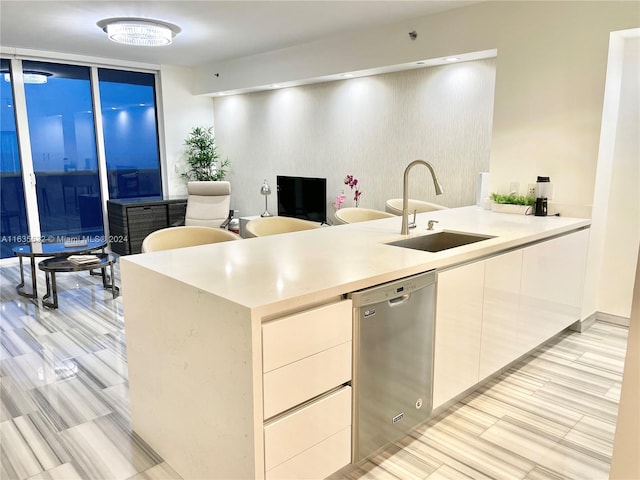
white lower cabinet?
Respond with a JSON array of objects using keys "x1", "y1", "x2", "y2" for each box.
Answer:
[
  {"x1": 518, "y1": 229, "x2": 589, "y2": 353},
  {"x1": 262, "y1": 300, "x2": 352, "y2": 374},
  {"x1": 264, "y1": 387, "x2": 351, "y2": 480},
  {"x1": 262, "y1": 299, "x2": 353, "y2": 479},
  {"x1": 266, "y1": 428, "x2": 351, "y2": 480},
  {"x1": 479, "y1": 249, "x2": 523, "y2": 380},
  {"x1": 434, "y1": 229, "x2": 589, "y2": 408},
  {"x1": 263, "y1": 341, "x2": 352, "y2": 419},
  {"x1": 433, "y1": 261, "x2": 485, "y2": 409}
]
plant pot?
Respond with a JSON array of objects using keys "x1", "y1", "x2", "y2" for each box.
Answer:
[{"x1": 491, "y1": 203, "x2": 530, "y2": 215}]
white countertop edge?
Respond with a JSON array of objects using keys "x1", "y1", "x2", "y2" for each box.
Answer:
[{"x1": 120, "y1": 206, "x2": 590, "y2": 316}]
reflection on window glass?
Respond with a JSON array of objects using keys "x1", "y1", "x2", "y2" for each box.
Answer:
[
  {"x1": 0, "y1": 59, "x2": 29, "y2": 258},
  {"x1": 23, "y1": 61, "x2": 104, "y2": 240},
  {"x1": 99, "y1": 68, "x2": 162, "y2": 199}
]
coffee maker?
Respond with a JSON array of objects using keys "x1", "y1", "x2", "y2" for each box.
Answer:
[{"x1": 534, "y1": 176, "x2": 552, "y2": 216}]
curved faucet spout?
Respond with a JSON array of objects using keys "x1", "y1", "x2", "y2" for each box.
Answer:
[{"x1": 401, "y1": 160, "x2": 445, "y2": 234}]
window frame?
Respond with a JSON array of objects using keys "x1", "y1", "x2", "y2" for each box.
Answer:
[{"x1": 0, "y1": 53, "x2": 164, "y2": 257}]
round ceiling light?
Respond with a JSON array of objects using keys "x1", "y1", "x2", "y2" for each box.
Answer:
[
  {"x1": 97, "y1": 18, "x2": 181, "y2": 47},
  {"x1": 1, "y1": 70, "x2": 52, "y2": 84}
]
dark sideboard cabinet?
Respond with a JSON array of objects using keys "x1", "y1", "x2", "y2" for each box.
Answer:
[{"x1": 107, "y1": 196, "x2": 187, "y2": 255}]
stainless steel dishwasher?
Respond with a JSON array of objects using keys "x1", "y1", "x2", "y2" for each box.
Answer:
[{"x1": 350, "y1": 270, "x2": 436, "y2": 461}]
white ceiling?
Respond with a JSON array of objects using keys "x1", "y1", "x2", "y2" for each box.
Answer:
[{"x1": 0, "y1": 1, "x2": 479, "y2": 67}]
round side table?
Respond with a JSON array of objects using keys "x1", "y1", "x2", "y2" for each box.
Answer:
[
  {"x1": 12, "y1": 239, "x2": 107, "y2": 300},
  {"x1": 38, "y1": 253, "x2": 118, "y2": 309}
]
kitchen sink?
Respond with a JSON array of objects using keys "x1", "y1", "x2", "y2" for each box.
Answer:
[{"x1": 386, "y1": 231, "x2": 495, "y2": 252}]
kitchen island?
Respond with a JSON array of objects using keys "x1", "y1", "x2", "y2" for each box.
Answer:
[{"x1": 120, "y1": 206, "x2": 590, "y2": 480}]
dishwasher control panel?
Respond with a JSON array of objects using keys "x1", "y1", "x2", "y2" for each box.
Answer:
[{"x1": 350, "y1": 269, "x2": 435, "y2": 307}]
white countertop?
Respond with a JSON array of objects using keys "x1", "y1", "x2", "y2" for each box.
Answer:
[{"x1": 121, "y1": 206, "x2": 590, "y2": 315}]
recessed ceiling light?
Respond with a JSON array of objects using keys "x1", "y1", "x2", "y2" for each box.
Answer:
[
  {"x1": 97, "y1": 18, "x2": 181, "y2": 47},
  {"x1": 444, "y1": 57, "x2": 460, "y2": 62},
  {"x1": 342, "y1": 73, "x2": 354, "y2": 78}
]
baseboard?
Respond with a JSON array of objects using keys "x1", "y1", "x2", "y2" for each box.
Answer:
[
  {"x1": 570, "y1": 311, "x2": 630, "y2": 331},
  {"x1": 570, "y1": 312, "x2": 598, "y2": 332},
  {"x1": 596, "y1": 311, "x2": 630, "y2": 327}
]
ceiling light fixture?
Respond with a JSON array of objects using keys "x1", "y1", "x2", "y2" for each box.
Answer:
[
  {"x1": 2, "y1": 70, "x2": 52, "y2": 84},
  {"x1": 97, "y1": 18, "x2": 181, "y2": 47},
  {"x1": 444, "y1": 57, "x2": 460, "y2": 62}
]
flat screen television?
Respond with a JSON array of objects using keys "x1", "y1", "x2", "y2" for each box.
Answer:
[{"x1": 277, "y1": 175, "x2": 327, "y2": 224}]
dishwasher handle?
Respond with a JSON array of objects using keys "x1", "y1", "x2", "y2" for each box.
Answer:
[{"x1": 388, "y1": 294, "x2": 410, "y2": 306}]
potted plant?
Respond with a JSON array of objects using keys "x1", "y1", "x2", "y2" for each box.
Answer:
[
  {"x1": 489, "y1": 193, "x2": 536, "y2": 215},
  {"x1": 182, "y1": 126, "x2": 230, "y2": 181}
]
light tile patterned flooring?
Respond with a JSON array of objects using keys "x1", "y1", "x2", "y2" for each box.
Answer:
[{"x1": 0, "y1": 260, "x2": 629, "y2": 480}]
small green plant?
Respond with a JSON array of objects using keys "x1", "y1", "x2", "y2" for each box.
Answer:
[
  {"x1": 490, "y1": 193, "x2": 536, "y2": 206},
  {"x1": 183, "y1": 126, "x2": 230, "y2": 182}
]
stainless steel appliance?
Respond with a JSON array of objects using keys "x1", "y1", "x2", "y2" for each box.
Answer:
[{"x1": 350, "y1": 270, "x2": 436, "y2": 461}]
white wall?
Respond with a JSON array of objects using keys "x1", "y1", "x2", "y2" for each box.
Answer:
[
  {"x1": 600, "y1": 37, "x2": 640, "y2": 318},
  {"x1": 158, "y1": 65, "x2": 214, "y2": 197},
  {"x1": 590, "y1": 35, "x2": 639, "y2": 319},
  {"x1": 212, "y1": 59, "x2": 495, "y2": 220}
]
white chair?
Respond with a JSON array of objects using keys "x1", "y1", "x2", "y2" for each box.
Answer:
[
  {"x1": 385, "y1": 198, "x2": 448, "y2": 216},
  {"x1": 245, "y1": 216, "x2": 321, "y2": 237},
  {"x1": 141, "y1": 226, "x2": 240, "y2": 253},
  {"x1": 334, "y1": 207, "x2": 395, "y2": 224},
  {"x1": 185, "y1": 181, "x2": 231, "y2": 228}
]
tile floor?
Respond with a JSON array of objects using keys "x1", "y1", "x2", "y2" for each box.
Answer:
[{"x1": 0, "y1": 260, "x2": 629, "y2": 480}]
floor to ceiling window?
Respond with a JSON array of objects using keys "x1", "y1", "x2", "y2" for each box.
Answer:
[
  {"x1": 0, "y1": 59, "x2": 29, "y2": 259},
  {"x1": 0, "y1": 58, "x2": 162, "y2": 259},
  {"x1": 23, "y1": 61, "x2": 103, "y2": 240},
  {"x1": 99, "y1": 68, "x2": 162, "y2": 199}
]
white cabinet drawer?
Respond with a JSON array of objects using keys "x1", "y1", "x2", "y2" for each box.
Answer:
[
  {"x1": 262, "y1": 300, "x2": 352, "y2": 373},
  {"x1": 264, "y1": 386, "x2": 351, "y2": 471},
  {"x1": 263, "y1": 341, "x2": 351, "y2": 419},
  {"x1": 266, "y1": 426, "x2": 351, "y2": 480}
]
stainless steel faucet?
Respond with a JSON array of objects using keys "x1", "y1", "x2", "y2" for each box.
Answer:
[{"x1": 401, "y1": 160, "x2": 444, "y2": 234}]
